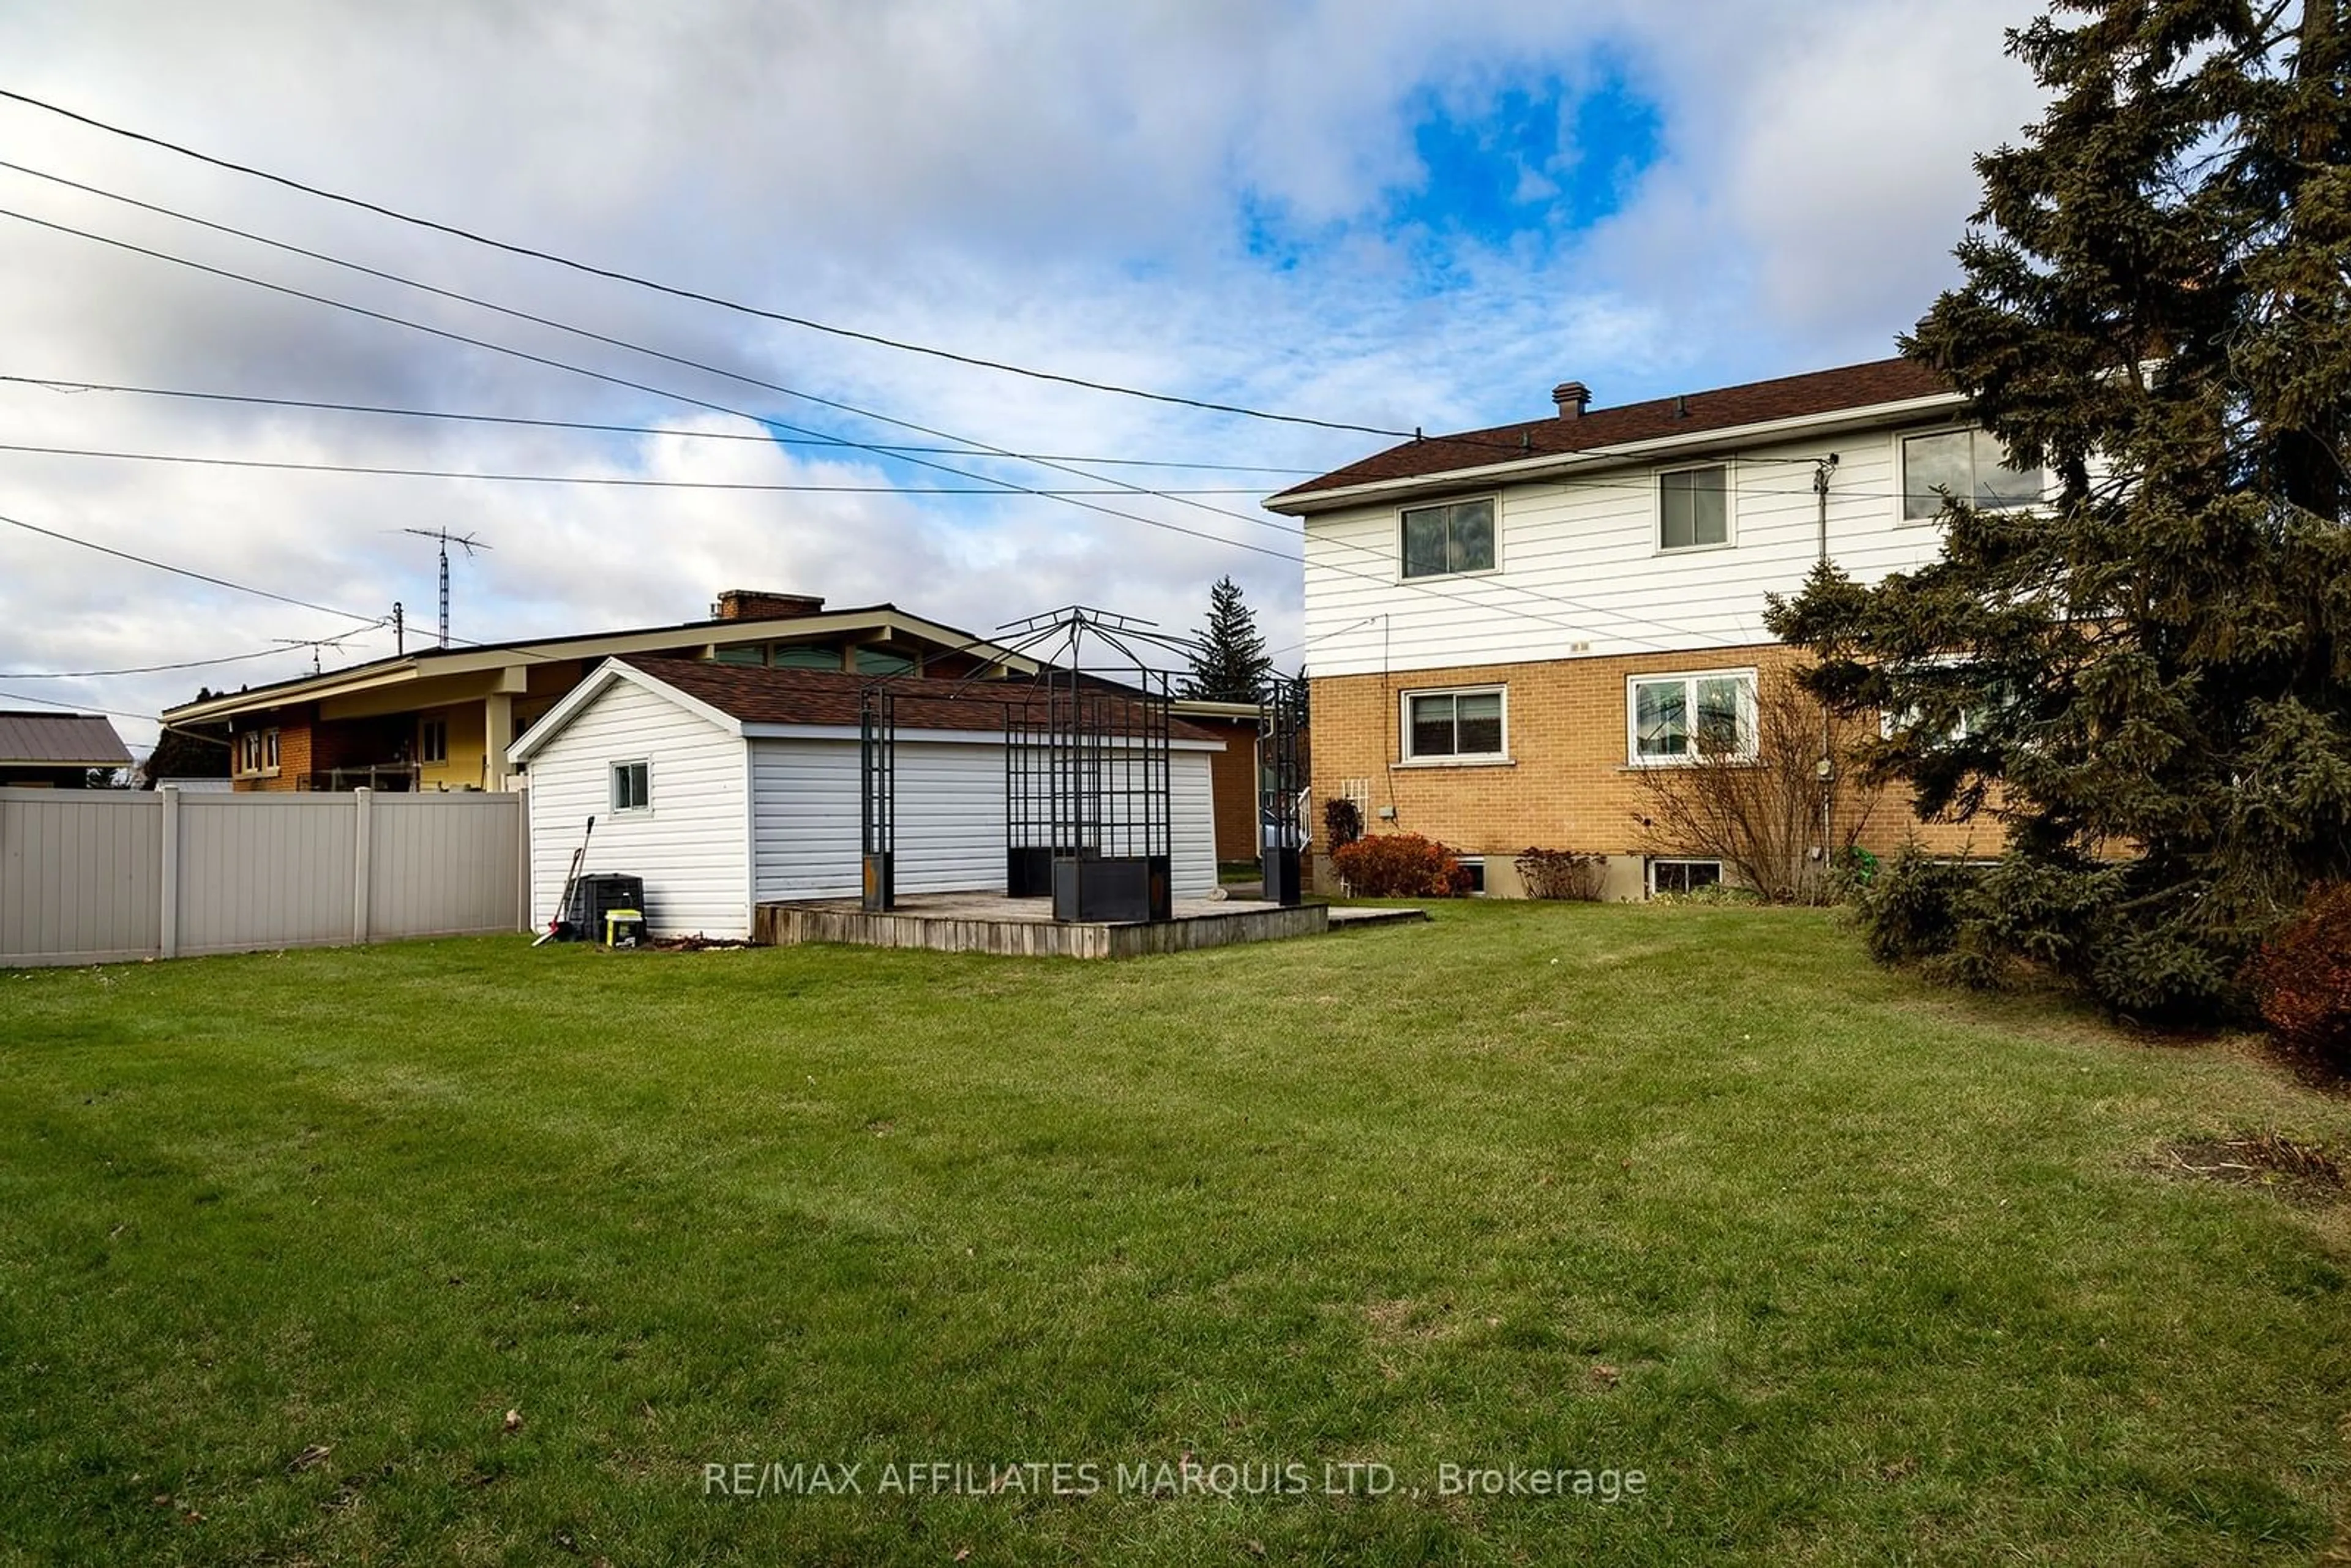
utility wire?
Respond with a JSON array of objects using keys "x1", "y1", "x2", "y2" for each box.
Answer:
[
  {"x1": 0, "y1": 683, "x2": 233, "y2": 744},
  {"x1": 0, "y1": 92, "x2": 1910, "y2": 479},
  {"x1": 0, "y1": 375, "x2": 1320, "y2": 475},
  {"x1": 0, "y1": 87, "x2": 1409, "y2": 439},
  {"x1": 0, "y1": 443, "x2": 1269, "y2": 495},
  {"x1": 0, "y1": 173, "x2": 1772, "y2": 650},
  {"x1": 0, "y1": 203, "x2": 1712, "y2": 652},
  {"x1": 0, "y1": 643, "x2": 315, "y2": 678},
  {"x1": 0, "y1": 508, "x2": 387, "y2": 626}
]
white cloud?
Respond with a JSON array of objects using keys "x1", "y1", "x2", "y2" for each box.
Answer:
[{"x1": 0, "y1": 0, "x2": 2051, "y2": 749}]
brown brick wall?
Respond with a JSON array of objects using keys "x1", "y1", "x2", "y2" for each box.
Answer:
[
  {"x1": 1309, "y1": 644, "x2": 1989, "y2": 893},
  {"x1": 1189, "y1": 717, "x2": 1261, "y2": 863}
]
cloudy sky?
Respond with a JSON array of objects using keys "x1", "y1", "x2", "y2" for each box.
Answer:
[{"x1": 0, "y1": 0, "x2": 2046, "y2": 752}]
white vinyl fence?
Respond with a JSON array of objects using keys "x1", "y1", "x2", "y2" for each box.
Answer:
[{"x1": 1, "y1": 786, "x2": 527, "y2": 968}]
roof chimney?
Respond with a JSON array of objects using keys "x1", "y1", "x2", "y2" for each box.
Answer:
[
  {"x1": 1551, "y1": 381, "x2": 1592, "y2": 420},
  {"x1": 712, "y1": 589, "x2": 827, "y2": 621}
]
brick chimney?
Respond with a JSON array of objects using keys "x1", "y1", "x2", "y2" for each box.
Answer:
[
  {"x1": 1551, "y1": 381, "x2": 1592, "y2": 420},
  {"x1": 713, "y1": 590, "x2": 826, "y2": 621}
]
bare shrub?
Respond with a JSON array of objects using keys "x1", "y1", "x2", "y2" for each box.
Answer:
[{"x1": 1516, "y1": 848, "x2": 1605, "y2": 901}]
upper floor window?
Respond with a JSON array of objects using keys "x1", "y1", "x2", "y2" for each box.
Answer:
[
  {"x1": 1403, "y1": 686, "x2": 1506, "y2": 762},
  {"x1": 1659, "y1": 465, "x2": 1730, "y2": 551},
  {"x1": 1900, "y1": 429, "x2": 2044, "y2": 522},
  {"x1": 1629, "y1": 670, "x2": 1757, "y2": 764},
  {"x1": 1400, "y1": 498, "x2": 1495, "y2": 578}
]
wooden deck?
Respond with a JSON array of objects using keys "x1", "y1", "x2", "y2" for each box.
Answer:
[{"x1": 756, "y1": 893, "x2": 1378, "y2": 959}]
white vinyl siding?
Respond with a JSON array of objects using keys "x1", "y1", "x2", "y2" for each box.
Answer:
[
  {"x1": 1299, "y1": 424, "x2": 1951, "y2": 677},
  {"x1": 751, "y1": 738, "x2": 1221, "y2": 903},
  {"x1": 523, "y1": 680, "x2": 749, "y2": 939}
]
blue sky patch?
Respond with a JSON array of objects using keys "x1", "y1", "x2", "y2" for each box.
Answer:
[
  {"x1": 1238, "y1": 64, "x2": 1662, "y2": 285},
  {"x1": 1393, "y1": 70, "x2": 1660, "y2": 247}
]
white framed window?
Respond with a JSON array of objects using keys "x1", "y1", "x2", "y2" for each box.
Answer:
[
  {"x1": 1648, "y1": 858, "x2": 1722, "y2": 897},
  {"x1": 1657, "y1": 463, "x2": 1730, "y2": 551},
  {"x1": 419, "y1": 715, "x2": 449, "y2": 765},
  {"x1": 1627, "y1": 670, "x2": 1757, "y2": 764},
  {"x1": 611, "y1": 759, "x2": 652, "y2": 813},
  {"x1": 1401, "y1": 686, "x2": 1506, "y2": 762},
  {"x1": 1880, "y1": 657, "x2": 2014, "y2": 744},
  {"x1": 234, "y1": 728, "x2": 278, "y2": 778},
  {"x1": 1457, "y1": 857, "x2": 1487, "y2": 895},
  {"x1": 1899, "y1": 428, "x2": 2045, "y2": 522},
  {"x1": 1400, "y1": 497, "x2": 1497, "y2": 578}
]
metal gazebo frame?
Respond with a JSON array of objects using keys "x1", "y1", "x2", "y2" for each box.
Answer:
[
  {"x1": 1258, "y1": 673, "x2": 1308, "y2": 908},
  {"x1": 857, "y1": 606, "x2": 1201, "y2": 924}
]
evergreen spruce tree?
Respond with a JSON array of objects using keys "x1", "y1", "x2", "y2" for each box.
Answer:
[
  {"x1": 1182, "y1": 575, "x2": 1273, "y2": 703},
  {"x1": 1768, "y1": 0, "x2": 2351, "y2": 1020}
]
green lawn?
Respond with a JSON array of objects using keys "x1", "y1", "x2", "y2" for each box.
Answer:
[{"x1": 2, "y1": 903, "x2": 2347, "y2": 1565}]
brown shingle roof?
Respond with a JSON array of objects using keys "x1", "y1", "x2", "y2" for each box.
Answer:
[
  {"x1": 619, "y1": 659, "x2": 1221, "y2": 745},
  {"x1": 0, "y1": 711, "x2": 132, "y2": 767},
  {"x1": 1269, "y1": 357, "x2": 1952, "y2": 503}
]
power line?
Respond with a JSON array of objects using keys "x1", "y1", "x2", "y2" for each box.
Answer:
[
  {"x1": 0, "y1": 683, "x2": 230, "y2": 744},
  {"x1": 0, "y1": 440, "x2": 1270, "y2": 495},
  {"x1": 0, "y1": 508, "x2": 386, "y2": 626},
  {"x1": 0, "y1": 195, "x2": 1722, "y2": 652},
  {"x1": 0, "y1": 643, "x2": 310, "y2": 678},
  {"x1": 0, "y1": 374, "x2": 1321, "y2": 475},
  {"x1": 0, "y1": 86, "x2": 1410, "y2": 440}
]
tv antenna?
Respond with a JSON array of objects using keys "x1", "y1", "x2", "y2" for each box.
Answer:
[
  {"x1": 272, "y1": 628, "x2": 369, "y2": 675},
  {"x1": 399, "y1": 528, "x2": 491, "y2": 647}
]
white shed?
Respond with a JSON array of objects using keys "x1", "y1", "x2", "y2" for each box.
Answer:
[{"x1": 508, "y1": 656, "x2": 1224, "y2": 939}]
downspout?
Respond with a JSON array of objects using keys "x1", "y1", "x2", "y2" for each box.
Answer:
[{"x1": 1813, "y1": 454, "x2": 1840, "y2": 890}]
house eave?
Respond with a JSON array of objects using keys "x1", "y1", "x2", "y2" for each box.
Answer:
[
  {"x1": 162, "y1": 606, "x2": 1044, "y2": 724},
  {"x1": 1264, "y1": 390, "x2": 1970, "y2": 516}
]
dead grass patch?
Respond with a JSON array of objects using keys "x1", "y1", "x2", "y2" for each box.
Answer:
[{"x1": 2160, "y1": 1130, "x2": 2345, "y2": 1206}]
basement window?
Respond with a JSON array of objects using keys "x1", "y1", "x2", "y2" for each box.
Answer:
[
  {"x1": 1648, "y1": 858, "x2": 1722, "y2": 897},
  {"x1": 611, "y1": 760, "x2": 651, "y2": 814}
]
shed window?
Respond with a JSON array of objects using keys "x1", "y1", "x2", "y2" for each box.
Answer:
[{"x1": 611, "y1": 760, "x2": 651, "y2": 812}]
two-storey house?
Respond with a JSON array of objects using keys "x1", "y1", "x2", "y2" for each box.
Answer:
[{"x1": 1266, "y1": 358, "x2": 2030, "y2": 899}]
